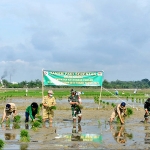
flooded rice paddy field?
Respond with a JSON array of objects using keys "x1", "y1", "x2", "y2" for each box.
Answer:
[{"x1": 0, "y1": 98, "x2": 149, "y2": 149}]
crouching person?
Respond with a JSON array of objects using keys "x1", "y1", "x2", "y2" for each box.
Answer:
[
  {"x1": 110, "y1": 102, "x2": 126, "y2": 124},
  {"x1": 1, "y1": 103, "x2": 17, "y2": 123},
  {"x1": 144, "y1": 98, "x2": 150, "y2": 123},
  {"x1": 25, "y1": 102, "x2": 39, "y2": 123}
]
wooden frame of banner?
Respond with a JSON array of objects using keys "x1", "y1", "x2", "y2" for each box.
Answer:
[{"x1": 98, "y1": 85, "x2": 103, "y2": 109}]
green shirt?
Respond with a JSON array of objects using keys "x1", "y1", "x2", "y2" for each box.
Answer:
[{"x1": 26, "y1": 106, "x2": 39, "y2": 120}]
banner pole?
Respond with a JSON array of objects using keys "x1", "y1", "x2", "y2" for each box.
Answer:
[
  {"x1": 42, "y1": 69, "x2": 44, "y2": 99},
  {"x1": 98, "y1": 85, "x2": 103, "y2": 110}
]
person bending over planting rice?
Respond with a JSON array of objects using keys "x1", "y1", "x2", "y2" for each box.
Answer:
[
  {"x1": 1, "y1": 103, "x2": 17, "y2": 123},
  {"x1": 144, "y1": 98, "x2": 150, "y2": 123},
  {"x1": 42, "y1": 90, "x2": 56, "y2": 124},
  {"x1": 110, "y1": 102, "x2": 127, "y2": 124},
  {"x1": 25, "y1": 102, "x2": 39, "y2": 123}
]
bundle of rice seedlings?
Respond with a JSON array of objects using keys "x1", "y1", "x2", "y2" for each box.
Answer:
[
  {"x1": 50, "y1": 106, "x2": 57, "y2": 110},
  {"x1": 0, "y1": 139, "x2": 5, "y2": 149},
  {"x1": 32, "y1": 121, "x2": 41, "y2": 131},
  {"x1": 32, "y1": 121, "x2": 41, "y2": 128},
  {"x1": 20, "y1": 130, "x2": 30, "y2": 142},
  {"x1": 5, "y1": 118, "x2": 10, "y2": 127},
  {"x1": 36, "y1": 115, "x2": 42, "y2": 123},
  {"x1": 111, "y1": 103, "x2": 116, "y2": 108},
  {"x1": 13, "y1": 123, "x2": 20, "y2": 129},
  {"x1": 13, "y1": 115, "x2": 21, "y2": 123},
  {"x1": 126, "y1": 107, "x2": 133, "y2": 117},
  {"x1": 39, "y1": 103, "x2": 42, "y2": 108}
]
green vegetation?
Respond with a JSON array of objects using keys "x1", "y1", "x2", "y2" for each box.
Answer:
[
  {"x1": 126, "y1": 108, "x2": 133, "y2": 117},
  {"x1": 116, "y1": 107, "x2": 134, "y2": 124},
  {"x1": 50, "y1": 106, "x2": 57, "y2": 110},
  {"x1": 0, "y1": 87, "x2": 149, "y2": 100},
  {"x1": 0, "y1": 139, "x2": 5, "y2": 149},
  {"x1": 20, "y1": 130, "x2": 30, "y2": 142},
  {"x1": 13, "y1": 123, "x2": 20, "y2": 129},
  {"x1": 13, "y1": 115, "x2": 21, "y2": 123},
  {"x1": 36, "y1": 115, "x2": 42, "y2": 123},
  {"x1": 5, "y1": 118, "x2": 10, "y2": 127}
]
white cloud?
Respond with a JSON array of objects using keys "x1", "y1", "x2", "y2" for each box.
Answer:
[{"x1": 0, "y1": 0, "x2": 150, "y2": 82}]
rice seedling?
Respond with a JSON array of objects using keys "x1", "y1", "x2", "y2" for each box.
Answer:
[
  {"x1": 36, "y1": 115, "x2": 42, "y2": 123},
  {"x1": 50, "y1": 106, "x2": 57, "y2": 110},
  {"x1": 5, "y1": 118, "x2": 10, "y2": 127},
  {"x1": 31, "y1": 120, "x2": 42, "y2": 131},
  {"x1": 111, "y1": 103, "x2": 116, "y2": 108},
  {"x1": 98, "y1": 120, "x2": 101, "y2": 127},
  {"x1": 13, "y1": 123, "x2": 20, "y2": 129},
  {"x1": 0, "y1": 139, "x2": 5, "y2": 149},
  {"x1": 39, "y1": 103, "x2": 42, "y2": 108},
  {"x1": 20, "y1": 130, "x2": 30, "y2": 142},
  {"x1": 32, "y1": 121, "x2": 41, "y2": 128},
  {"x1": 13, "y1": 115, "x2": 21, "y2": 123},
  {"x1": 126, "y1": 107, "x2": 133, "y2": 117},
  {"x1": 106, "y1": 102, "x2": 109, "y2": 105}
]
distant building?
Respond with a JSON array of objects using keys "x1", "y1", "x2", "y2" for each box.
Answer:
[{"x1": 11, "y1": 82, "x2": 18, "y2": 84}]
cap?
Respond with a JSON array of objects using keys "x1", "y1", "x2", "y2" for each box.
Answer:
[
  {"x1": 48, "y1": 90, "x2": 54, "y2": 94},
  {"x1": 5, "y1": 104, "x2": 11, "y2": 110},
  {"x1": 121, "y1": 102, "x2": 126, "y2": 107},
  {"x1": 31, "y1": 102, "x2": 38, "y2": 108}
]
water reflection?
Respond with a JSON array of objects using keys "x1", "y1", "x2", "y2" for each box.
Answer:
[
  {"x1": 110, "y1": 124, "x2": 133, "y2": 144},
  {"x1": 144, "y1": 126, "x2": 150, "y2": 144},
  {"x1": 71, "y1": 123, "x2": 83, "y2": 141},
  {"x1": 5, "y1": 133, "x2": 16, "y2": 140},
  {"x1": 61, "y1": 124, "x2": 102, "y2": 143},
  {"x1": 20, "y1": 143, "x2": 28, "y2": 150}
]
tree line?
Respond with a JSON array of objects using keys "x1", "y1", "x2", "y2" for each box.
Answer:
[{"x1": 1, "y1": 78, "x2": 150, "y2": 89}]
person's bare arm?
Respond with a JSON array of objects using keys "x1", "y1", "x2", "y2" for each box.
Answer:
[
  {"x1": 117, "y1": 106, "x2": 124, "y2": 124},
  {"x1": 1, "y1": 109, "x2": 6, "y2": 123},
  {"x1": 70, "y1": 101, "x2": 78, "y2": 105}
]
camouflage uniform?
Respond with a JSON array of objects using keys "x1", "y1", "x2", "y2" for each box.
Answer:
[{"x1": 68, "y1": 94, "x2": 82, "y2": 119}]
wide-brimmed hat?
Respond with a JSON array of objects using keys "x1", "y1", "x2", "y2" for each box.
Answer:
[
  {"x1": 48, "y1": 90, "x2": 54, "y2": 94},
  {"x1": 5, "y1": 104, "x2": 11, "y2": 110}
]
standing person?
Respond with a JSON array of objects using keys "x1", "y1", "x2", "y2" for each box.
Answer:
[
  {"x1": 144, "y1": 98, "x2": 150, "y2": 123},
  {"x1": 1, "y1": 103, "x2": 17, "y2": 123},
  {"x1": 68, "y1": 89, "x2": 82, "y2": 123},
  {"x1": 42, "y1": 90, "x2": 56, "y2": 125},
  {"x1": 25, "y1": 102, "x2": 39, "y2": 123},
  {"x1": 115, "y1": 89, "x2": 119, "y2": 95},
  {"x1": 110, "y1": 102, "x2": 126, "y2": 124}
]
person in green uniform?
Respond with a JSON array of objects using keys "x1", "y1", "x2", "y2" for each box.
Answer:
[
  {"x1": 25, "y1": 102, "x2": 39, "y2": 123},
  {"x1": 68, "y1": 89, "x2": 82, "y2": 123}
]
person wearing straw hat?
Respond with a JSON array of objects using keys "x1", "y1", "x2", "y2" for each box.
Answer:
[
  {"x1": 42, "y1": 90, "x2": 56, "y2": 125},
  {"x1": 110, "y1": 102, "x2": 127, "y2": 124},
  {"x1": 1, "y1": 103, "x2": 17, "y2": 123}
]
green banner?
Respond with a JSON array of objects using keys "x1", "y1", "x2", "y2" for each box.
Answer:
[{"x1": 43, "y1": 70, "x2": 104, "y2": 86}]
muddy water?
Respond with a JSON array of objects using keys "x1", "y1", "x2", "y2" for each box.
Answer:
[{"x1": 0, "y1": 98, "x2": 149, "y2": 149}]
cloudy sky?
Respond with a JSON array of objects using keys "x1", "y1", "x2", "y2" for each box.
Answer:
[{"x1": 0, "y1": 0, "x2": 150, "y2": 82}]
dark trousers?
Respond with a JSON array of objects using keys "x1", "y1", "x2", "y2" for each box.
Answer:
[{"x1": 25, "y1": 112, "x2": 35, "y2": 122}]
